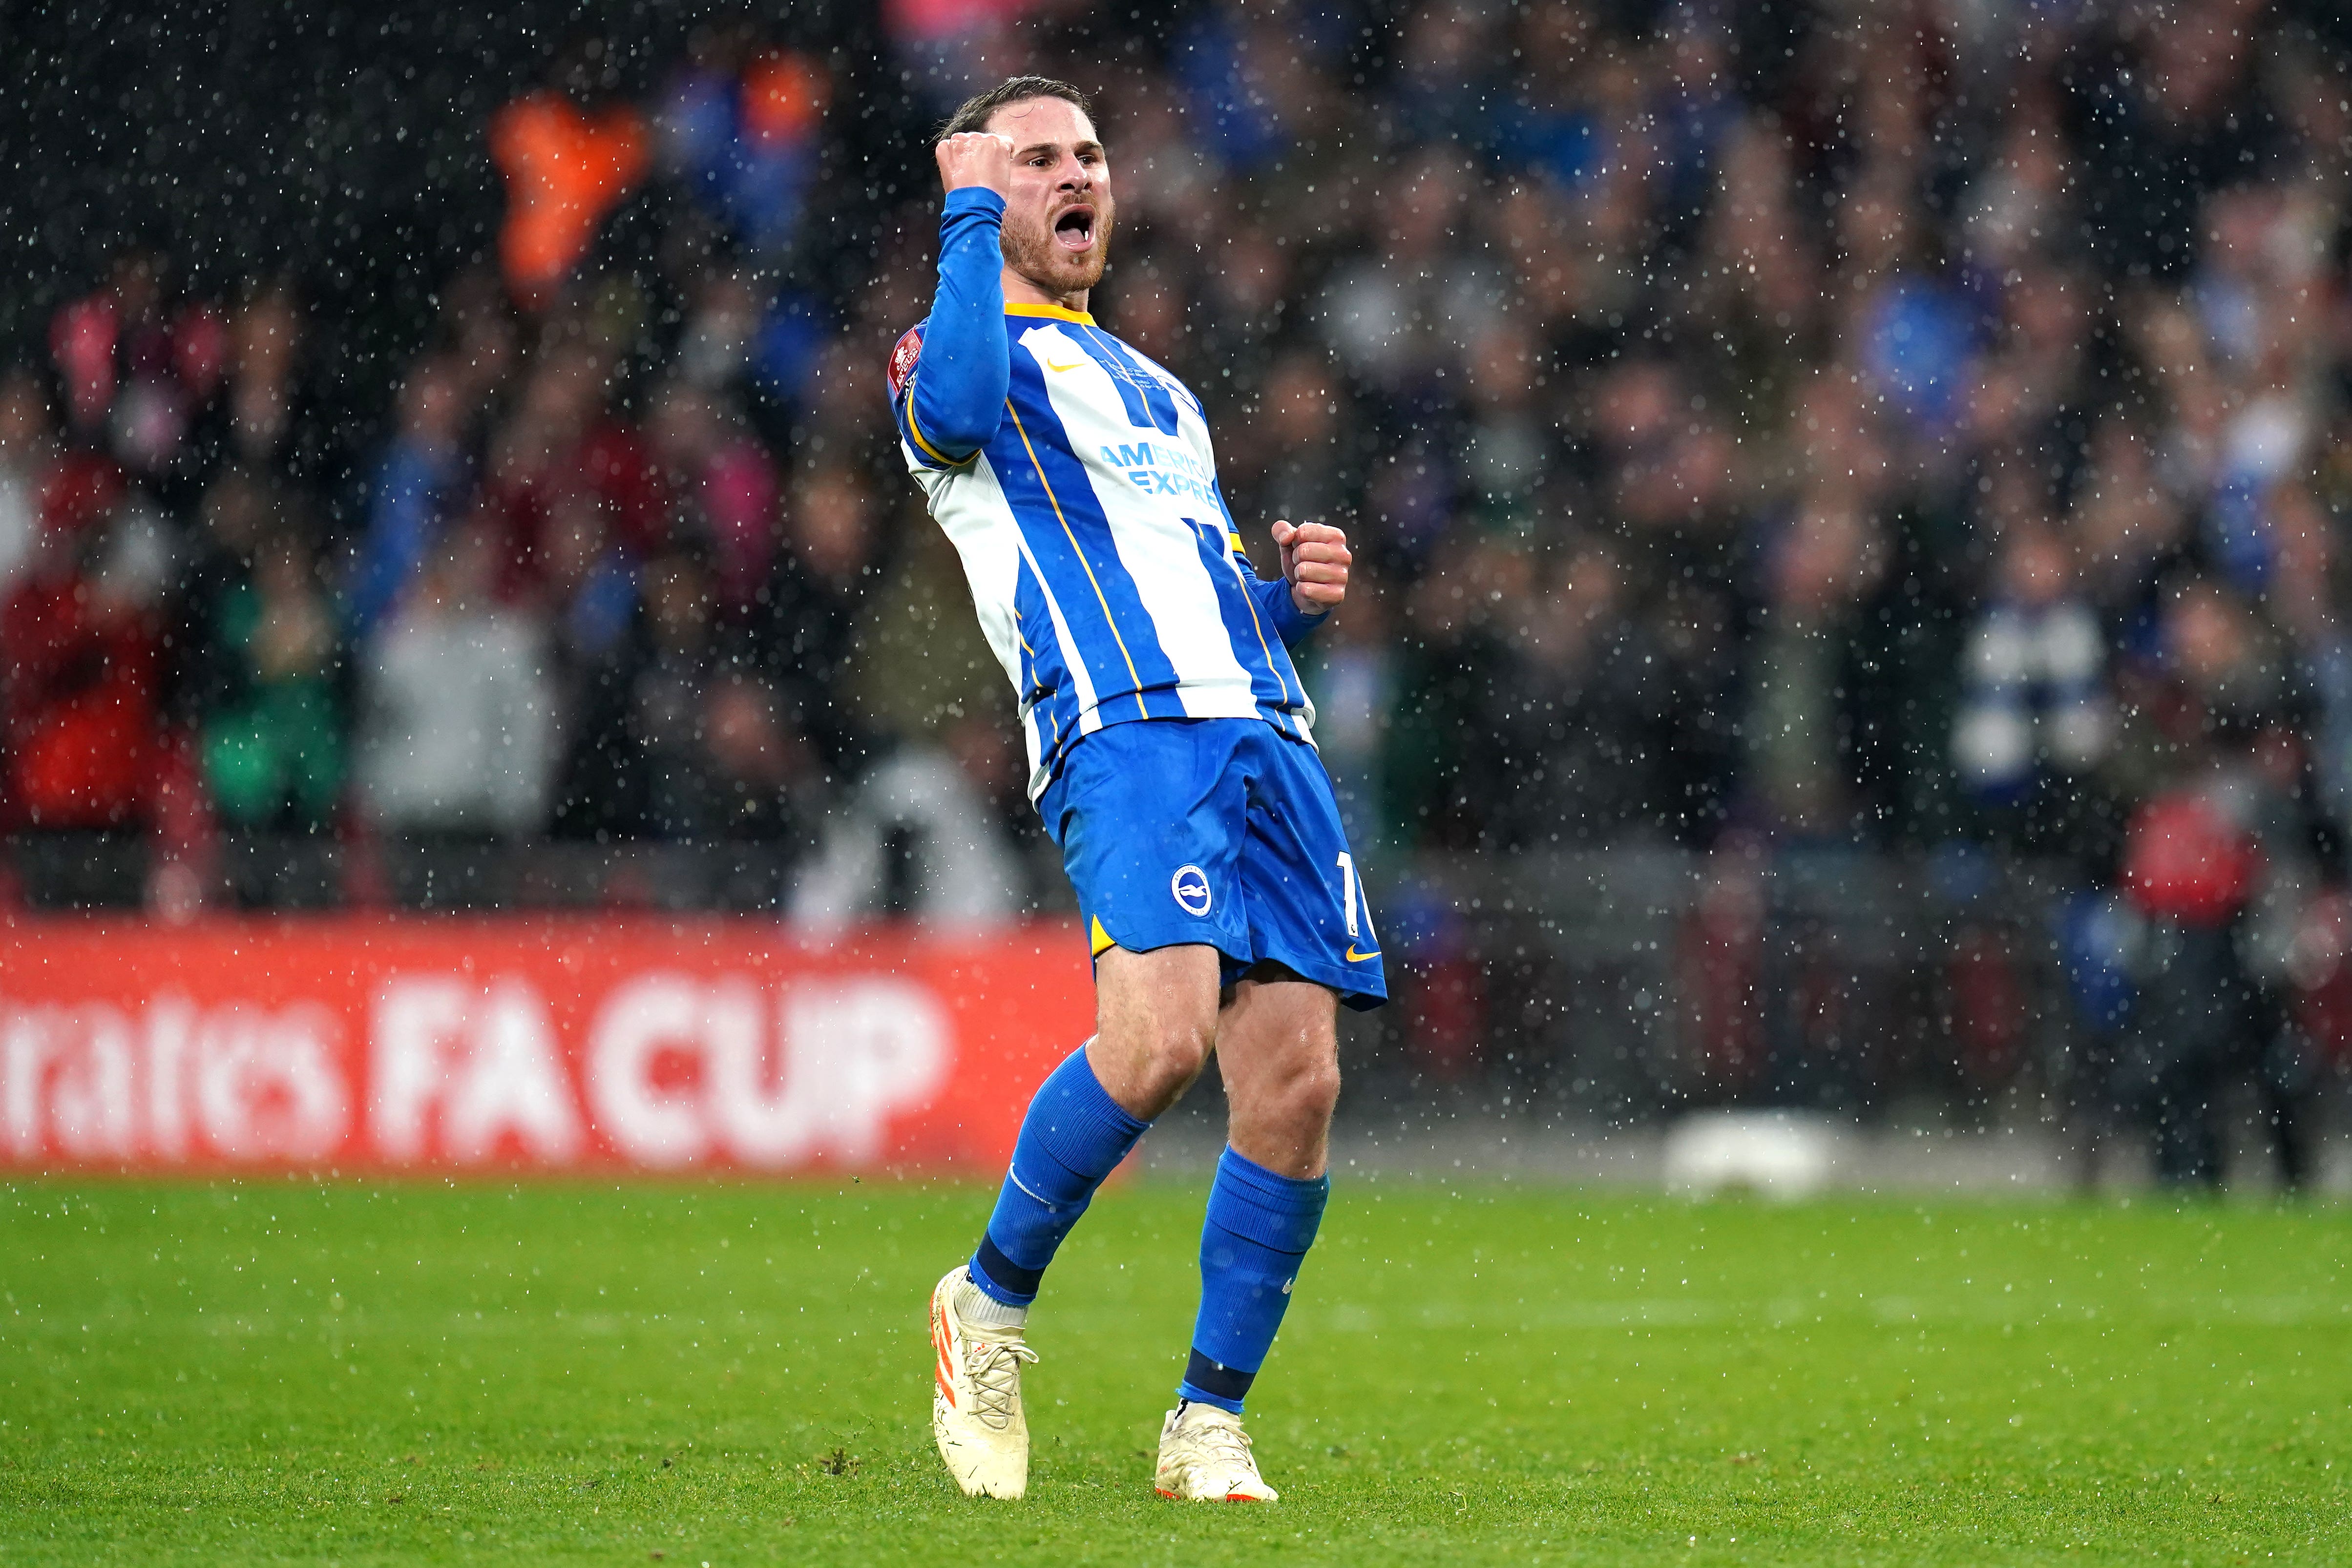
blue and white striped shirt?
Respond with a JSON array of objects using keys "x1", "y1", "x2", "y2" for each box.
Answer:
[{"x1": 887, "y1": 188, "x2": 1323, "y2": 800}]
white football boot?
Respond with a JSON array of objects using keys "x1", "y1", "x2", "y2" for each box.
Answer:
[
  {"x1": 1154, "y1": 1400, "x2": 1278, "y2": 1502},
  {"x1": 929, "y1": 1266, "x2": 1036, "y2": 1499}
]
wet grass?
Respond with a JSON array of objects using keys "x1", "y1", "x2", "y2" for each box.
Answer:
[{"x1": 1, "y1": 1174, "x2": 2346, "y2": 1566}]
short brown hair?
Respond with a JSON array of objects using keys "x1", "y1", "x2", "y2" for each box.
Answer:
[{"x1": 939, "y1": 76, "x2": 1095, "y2": 140}]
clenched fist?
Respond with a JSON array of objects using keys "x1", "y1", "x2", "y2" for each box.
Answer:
[
  {"x1": 936, "y1": 131, "x2": 1014, "y2": 198},
  {"x1": 1272, "y1": 520, "x2": 1351, "y2": 615}
]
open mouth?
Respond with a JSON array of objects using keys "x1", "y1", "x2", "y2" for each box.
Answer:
[{"x1": 1052, "y1": 205, "x2": 1096, "y2": 253}]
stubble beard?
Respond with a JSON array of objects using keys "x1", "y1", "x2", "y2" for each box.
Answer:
[{"x1": 1004, "y1": 203, "x2": 1114, "y2": 302}]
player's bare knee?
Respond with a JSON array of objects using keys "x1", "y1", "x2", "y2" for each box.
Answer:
[
  {"x1": 1280, "y1": 1056, "x2": 1342, "y2": 1132},
  {"x1": 1094, "y1": 1004, "x2": 1215, "y2": 1113},
  {"x1": 1141, "y1": 1014, "x2": 1216, "y2": 1103},
  {"x1": 1236, "y1": 1051, "x2": 1338, "y2": 1141}
]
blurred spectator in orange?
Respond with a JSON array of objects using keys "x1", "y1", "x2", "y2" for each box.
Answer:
[{"x1": 490, "y1": 37, "x2": 650, "y2": 311}]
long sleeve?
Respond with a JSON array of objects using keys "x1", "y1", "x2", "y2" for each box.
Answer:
[
  {"x1": 1244, "y1": 559, "x2": 1330, "y2": 649},
  {"x1": 896, "y1": 188, "x2": 1010, "y2": 466},
  {"x1": 1214, "y1": 481, "x2": 1328, "y2": 648}
]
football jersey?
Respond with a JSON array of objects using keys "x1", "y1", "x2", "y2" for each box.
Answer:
[{"x1": 888, "y1": 300, "x2": 1320, "y2": 800}]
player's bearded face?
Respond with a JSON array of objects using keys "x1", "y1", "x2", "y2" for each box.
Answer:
[{"x1": 989, "y1": 99, "x2": 1114, "y2": 297}]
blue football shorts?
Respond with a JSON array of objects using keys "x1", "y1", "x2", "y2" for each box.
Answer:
[{"x1": 1037, "y1": 717, "x2": 1388, "y2": 1011}]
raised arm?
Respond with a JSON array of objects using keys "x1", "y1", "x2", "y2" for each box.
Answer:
[{"x1": 896, "y1": 134, "x2": 1015, "y2": 467}]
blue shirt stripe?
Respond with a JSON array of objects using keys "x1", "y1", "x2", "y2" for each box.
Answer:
[
  {"x1": 996, "y1": 353, "x2": 1192, "y2": 726},
  {"x1": 1179, "y1": 517, "x2": 1304, "y2": 738},
  {"x1": 1012, "y1": 553, "x2": 1074, "y2": 761}
]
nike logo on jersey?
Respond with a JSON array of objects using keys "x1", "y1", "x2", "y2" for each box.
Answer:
[
  {"x1": 1044, "y1": 355, "x2": 1085, "y2": 372},
  {"x1": 1346, "y1": 946, "x2": 1381, "y2": 962}
]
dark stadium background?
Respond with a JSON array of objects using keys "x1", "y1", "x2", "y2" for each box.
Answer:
[
  {"x1": 4, "y1": 0, "x2": 2352, "y2": 1188},
  {"x1": 1, "y1": 1, "x2": 910, "y2": 462}
]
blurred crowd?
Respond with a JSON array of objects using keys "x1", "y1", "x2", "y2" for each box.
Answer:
[
  {"x1": 0, "y1": 22, "x2": 1045, "y2": 921},
  {"x1": 5, "y1": 0, "x2": 2352, "y2": 1167}
]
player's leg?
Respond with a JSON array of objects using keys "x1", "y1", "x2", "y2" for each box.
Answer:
[
  {"x1": 1157, "y1": 728, "x2": 1380, "y2": 1502},
  {"x1": 1190, "y1": 970, "x2": 1340, "y2": 1423},
  {"x1": 967, "y1": 944, "x2": 1218, "y2": 1311},
  {"x1": 1155, "y1": 969, "x2": 1338, "y2": 1502},
  {"x1": 1087, "y1": 943, "x2": 1224, "y2": 1114},
  {"x1": 931, "y1": 945, "x2": 1220, "y2": 1499},
  {"x1": 1218, "y1": 967, "x2": 1342, "y2": 1178},
  {"x1": 934, "y1": 720, "x2": 1247, "y2": 1499}
]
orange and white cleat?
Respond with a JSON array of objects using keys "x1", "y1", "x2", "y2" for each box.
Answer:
[
  {"x1": 1154, "y1": 1400, "x2": 1278, "y2": 1501},
  {"x1": 929, "y1": 1265, "x2": 1036, "y2": 1499}
]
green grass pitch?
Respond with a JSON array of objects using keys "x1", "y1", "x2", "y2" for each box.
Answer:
[{"x1": 2, "y1": 1176, "x2": 2346, "y2": 1565}]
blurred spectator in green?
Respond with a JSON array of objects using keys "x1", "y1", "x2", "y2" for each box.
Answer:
[{"x1": 195, "y1": 513, "x2": 345, "y2": 832}]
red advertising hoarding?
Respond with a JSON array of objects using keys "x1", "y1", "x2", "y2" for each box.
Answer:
[{"x1": 0, "y1": 919, "x2": 1093, "y2": 1173}]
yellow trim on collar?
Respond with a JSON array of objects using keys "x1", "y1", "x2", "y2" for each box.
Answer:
[{"x1": 1006, "y1": 301, "x2": 1097, "y2": 325}]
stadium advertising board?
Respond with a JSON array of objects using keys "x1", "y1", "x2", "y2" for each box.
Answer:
[{"x1": 0, "y1": 920, "x2": 1090, "y2": 1173}]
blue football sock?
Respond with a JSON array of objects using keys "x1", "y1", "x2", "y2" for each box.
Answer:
[
  {"x1": 1179, "y1": 1146, "x2": 1329, "y2": 1414},
  {"x1": 967, "y1": 1044, "x2": 1150, "y2": 1308}
]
